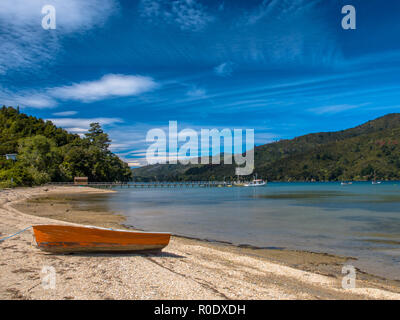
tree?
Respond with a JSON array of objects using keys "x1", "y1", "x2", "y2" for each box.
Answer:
[
  {"x1": 85, "y1": 122, "x2": 111, "y2": 151},
  {"x1": 17, "y1": 135, "x2": 62, "y2": 184}
]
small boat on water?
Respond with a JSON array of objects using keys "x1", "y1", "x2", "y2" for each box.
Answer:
[
  {"x1": 341, "y1": 181, "x2": 353, "y2": 186},
  {"x1": 33, "y1": 225, "x2": 171, "y2": 253},
  {"x1": 372, "y1": 172, "x2": 382, "y2": 185},
  {"x1": 244, "y1": 179, "x2": 267, "y2": 187}
]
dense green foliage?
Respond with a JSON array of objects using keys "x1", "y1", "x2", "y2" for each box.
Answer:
[
  {"x1": 0, "y1": 106, "x2": 132, "y2": 187},
  {"x1": 132, "y1": 113, "x2": 400, "y2": 182}
]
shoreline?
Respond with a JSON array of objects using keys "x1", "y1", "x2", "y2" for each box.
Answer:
[{"x1": 1, "y1": 186, "x2": 400, "y2": 299}]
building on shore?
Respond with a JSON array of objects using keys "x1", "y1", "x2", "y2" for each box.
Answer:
[
  {"x1": 5, "y1": 154, "x2": 17, "y2": 161},
  {"x1": 74, "y1": 177, "x2": 88, "y2": 185}
]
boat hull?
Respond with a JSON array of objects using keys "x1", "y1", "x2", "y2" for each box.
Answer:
[
  {"x1": 244, "y1": 183, "x2": 266, "y2": 187},
  {"x1": 33, "y1": 225, "x2": 171, "y2": 253}
]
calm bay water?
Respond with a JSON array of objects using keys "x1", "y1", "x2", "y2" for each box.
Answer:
[{"x1": 77, "y1": 182, "x2": 400, "y2": 279}]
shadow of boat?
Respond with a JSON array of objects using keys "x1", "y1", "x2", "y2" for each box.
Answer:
[{"x1": 51, "y1": 250, "x2": 185, "y2": 259}]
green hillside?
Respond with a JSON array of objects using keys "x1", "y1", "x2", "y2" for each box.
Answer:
[
  {"x1": 0, "y1": 106, "x2": 132, "y2": 187},
  {"x1": 132, "y1": 113, "x2": 400, "y2": 181}
]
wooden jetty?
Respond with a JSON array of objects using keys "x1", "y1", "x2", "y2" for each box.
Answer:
[{"x1": 46, "y1": 181, "x2": 234, "y2": 189}]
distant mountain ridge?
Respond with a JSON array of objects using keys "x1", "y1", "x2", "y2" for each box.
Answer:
[{"x1": 132, "y1": 113, "x2": 400, "y2": 181}]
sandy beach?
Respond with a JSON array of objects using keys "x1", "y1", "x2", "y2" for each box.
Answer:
[{"x1": 1, "y1": 186, "x2": 400, "y2": 300}]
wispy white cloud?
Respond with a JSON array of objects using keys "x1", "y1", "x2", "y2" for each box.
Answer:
[
  {"x1": 44, "y1": 117, "x2": 124, "y2": 136},
  {"x1": 140, "y1": 0, "x2": 214, "y2": 31},
  {"x1": 186, "y1": 87, "x2": 207, "y2": 98},
  {"x1": 48, "y1": 117, "x2": 123, "y2": 129},
  {"x1": 0, "y1": 0, "x2": 118, "y2": 31},
  {"x1": 63, "y1": 127, "x2": 88, "y2": 134},
  {"x1": 308, "y1": 104, "x2": 365, "y2": 115},
  {"x1": 0, "y1": 0, "x2": 119, "y2": 74},
  {"x1": 1, "y1": 74, "x2": 159, "y2": 109},
  {"x1": 243, "y1": 0, "x2": 275, "y2": 25},
  {"x1": 0, "y1": 88, "x2": 57, "y2": 109},
  {"x1": 52, "y1": 110, "x2": 78, "y2": 116},
  {"x1": 50, "y1": 74, "x2": 158, "y2": 102},
  {"x1": 172, "y1": 0, "x2": 214, "y2": 31},
  {"x1": 231, "y1": 0, "x2": 343, "y2": 68},
  {"x1": 243, "y1": 0, "x2": 311, "y2": 26},
  {"x1": 214, "y1": 62, "x2": 234, "y2": 76},
  {"x1": 15, "y1": 95, "x2": 57, "y2": 109}
]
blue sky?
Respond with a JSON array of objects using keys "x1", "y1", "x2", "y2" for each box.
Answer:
[{"x1": 1, "y1": 0, "x2": 400, "y2": 166}]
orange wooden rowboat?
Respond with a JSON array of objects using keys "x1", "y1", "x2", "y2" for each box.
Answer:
[{"x1": 33, "y1": 225, "x2": 171, "y2": 253}]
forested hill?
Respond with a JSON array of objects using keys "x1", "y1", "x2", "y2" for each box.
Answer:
[
  {"x1": 0, "y1": 106, "x2": 131, "y2": 187},
  {"x1": 132, "y1": 113, "x2": 400, "y2": 182}
]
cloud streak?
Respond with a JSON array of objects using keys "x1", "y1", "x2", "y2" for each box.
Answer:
[
  {"x1": 52, "y1": 111, "x2": 78, "y2": 116},
  {"x1": 1, "y1": 74, "x2": 159, "y2": 109},
  {"x1": 243, "y1": 0, "x2": 313, "y2": 26},
  {"x1": 140, "y1": 0, "x2": 214, "y2": 31},
  {"x1": 186, "y1": 87, "x2": 207, "y2": 98},
  {"x1": 308, "y1": 104, "x2": 365, "y2": 115},
  {"x1": 0, "y1": 0, "x2": 119, "y2": 74},
  {"x1": 214, "y1": 62, "x2": 234, "y2": 77},
  {"x1": 0, "y1": 87, "x2": 57, "y2": 109},
  {"x1": 50, "y1": 74, "x2": 158, "y2": 102},
  {"x1": 48, "y1": 117, "x2": 124, "y2": 135}
]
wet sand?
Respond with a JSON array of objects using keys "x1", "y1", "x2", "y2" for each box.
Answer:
[{"x1": 1, "y1": 186, "x2": 400, "y2": 300}]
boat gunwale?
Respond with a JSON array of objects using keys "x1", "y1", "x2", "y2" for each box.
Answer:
[{"x1": 33, "y1": 224, "x2": 171, "y2": 235}]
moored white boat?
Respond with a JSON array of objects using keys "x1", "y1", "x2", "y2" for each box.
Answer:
[
  {"x1": 341, "y1": 181, "x2": 353, "y2": 186},
  {"x1": 244, "y1": 179, "x2": 266, "y2": 187},
  {"x1": 372, "y1": 172, "x2": 382, "y2": 185}
]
